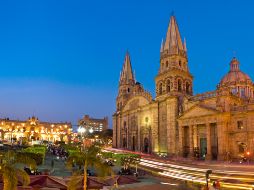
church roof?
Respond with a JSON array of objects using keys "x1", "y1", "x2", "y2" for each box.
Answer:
[{"x1": 219, "y1": 57, "x2": 251, "y2": 86}]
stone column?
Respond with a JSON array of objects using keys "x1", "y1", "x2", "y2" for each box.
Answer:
[
  {"x1": 178, "y1": 125, "x2": 183, "y2": 157},
  {"x1": 137, "y1": 115, "x2": 141, "y2": 152},
  {"x1": 206, "y1": 123, "x2": 212, "y2": 160},
  {"x1": 188, "y1": 125, "x2": 194, "y2": 158},
  {"x1": 151, "y1": 105, "x2": 159, "y2": 153},
  {"x1": 193, "y1": 125, "x2": 198, "y2": 148},
  {"x1": 217, "y1": 121, "x2": 227, "y2": 160}
]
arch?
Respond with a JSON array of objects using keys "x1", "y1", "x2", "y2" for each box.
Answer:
[
  {"x1": 144, "y1": 137, "x2": 149, "y2": 153},
  {"x1": 166, "y1": 80, "x2": 171, "y2": 93},
  {"x1": 178, "y1": 79, "x2": 182, "y2": 92},
  {"x1": 238, "y1": 142, "x2": 246, "y2": 154},
  {"x1": 132, "y1": 136, "x2": 136, "y2": 151},
  {"x1": 186, "y1": 82, "x2": 191, "y2": 94},
  {"x1": 159, "y1": 83, "x2": 163, "y2": 95},
  {"x1": 123, "y1": 137, "x2": 127, "y2": 148},
  {"x1": 179, "y1": 60, "x2": 182, "y2": 67},
  {"x1": 166, "y1": 61, "x2": 169, "y2": 67}
]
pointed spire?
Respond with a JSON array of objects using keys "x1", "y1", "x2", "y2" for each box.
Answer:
[
  {"x1": 160, "y1": 38, "x2": 164, "y2": 53},
  {"x1": 163, "y1": 15, "x2": 185, "y2": 54},
  {"x1": 183, "y1": 38, "x2": 187, "y2": 51},
  {"x1": 120, "y1": 51, "x2": 135, "y2": 83}
]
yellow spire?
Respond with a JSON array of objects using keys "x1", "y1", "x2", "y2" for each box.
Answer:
[
  {"x1": 120, "y1": 51, "x2": 135, "y2": 83},
  {"x1": 163, "y1": 15, "x2": 185, "y2": 54}
]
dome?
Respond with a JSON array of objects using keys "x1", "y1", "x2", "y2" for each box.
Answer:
[{"x1": 219, "y1": 58, "x2": 252, "y2": 86}]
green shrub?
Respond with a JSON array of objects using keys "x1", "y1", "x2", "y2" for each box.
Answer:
[
  {"x1": 18, "y1": 152, "x2": 44, "y2": 165},
  {"x1": 22, "y1": 146, "x2": 47, "y2": 164}
]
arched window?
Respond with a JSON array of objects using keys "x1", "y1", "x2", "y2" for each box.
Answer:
[
  {"x1": 127, "y1": 88, "x2": 130, "y2": 93},
  {"x1": 166, "y1": 80, "x2": 170, "y2": 93},
  {"x1": 166, "y1": 61, "x2": 169, "y2": 67},
  {"x1": 123, "y1": 121, "x2": 127, "y2": 130},
  {"x1": 178, "y1": 79, "x2": 182, "y2": 92},
  {"x1": 240, "y1": 88, "x2": 245, "y2": 98},
  {"x1": 186, "y1": 82, "x2": 190, "y2": 94},
  {"x1": 159, "y1": 83, "x2": 163, "y2": 95},
  {"x1": 179, "y1": 60, "x2": 182, "y2": 67}
]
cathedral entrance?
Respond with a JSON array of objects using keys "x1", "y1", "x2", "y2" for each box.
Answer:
[
  {"x1": 123, "y1": 137, "x2": 127, "y2": 148},
  {"x1": 132, "y1": 136, "x2": 135, "y2": 151},
  {"x1": 210, "y1": 123, "x2": 218, "y2": 160},
  {"x1": 200, "y1": 138, "x2": 207, "y2": 160},
  {"x1": 143, "y1": 137, "x2": 149, "y2": 153}
]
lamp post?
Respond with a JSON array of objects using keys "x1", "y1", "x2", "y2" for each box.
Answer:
[
  {"x1": 206, "y1": 169, "x2": 212, "y2": 189},
  {"x1": 78, "y1": 126, "x2": 94, "y2": 150}
]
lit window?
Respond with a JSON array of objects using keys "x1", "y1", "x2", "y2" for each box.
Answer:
[
  {"x1": 231, "y1": 88, "x2": 237, "y2": 95},
  {"x1": 237, "y1": 121, "x2": 243, "y2": 129}
]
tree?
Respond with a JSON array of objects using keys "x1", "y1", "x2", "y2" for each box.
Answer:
[
  {"x1": 66, "y1": 145, "x2": 112, "y2": 190},
  {"x1": 0, "y1": 150, "x2": 36, "y2": 190}
]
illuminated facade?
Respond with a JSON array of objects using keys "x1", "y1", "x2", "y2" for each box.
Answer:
[
  {"x1": 113, "y1": 15, "x2": 254, "y2": 160},
  {"x1": 78, "y1": 115, "x2": 108, "y2": 132},
  {"x1": 0, "y1": 116, "x2": 72, "y2": 143}
]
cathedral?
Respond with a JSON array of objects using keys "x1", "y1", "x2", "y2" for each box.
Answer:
[{"x1": 113, "y1": 15, "x2": 254, "y2": 161}]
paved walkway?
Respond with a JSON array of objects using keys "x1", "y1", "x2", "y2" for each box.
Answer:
[
  {"x1": 113, "y1": 176, "x2": 201, "y2": 190},
  {"x1": 38, "y1": 153, "x2": 72, "y2": 177}
]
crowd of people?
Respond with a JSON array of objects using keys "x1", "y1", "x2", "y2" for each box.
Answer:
[{"x1": 47, "y1": 144, "x2": 69, "y2": 160}]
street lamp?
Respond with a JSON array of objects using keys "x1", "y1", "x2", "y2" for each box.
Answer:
[
  {"x1": 78, "y1": 126, "x2": 86, "y2": 136},
  {"x1": 206, "y1": 169, "x2": 212, "y2": 189},
  {"x1": 89, "y1": 128, "x2": 94, "y2": 134},
  {"x1": 78, "y1": 126, "x2": 94, "y2": 150}
]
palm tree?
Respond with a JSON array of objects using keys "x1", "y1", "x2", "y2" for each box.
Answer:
[
  {"x1": 66, "y1": 145, "x2": 112, "y2": 190},
  {"x1": 0, "y1": 150, "x2": 36, "y2": 190}
]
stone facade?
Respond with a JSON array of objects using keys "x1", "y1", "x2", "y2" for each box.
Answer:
[
  {"x1": 0, "y1": 116, "x2": 72, "y2": 143},
  {"x1": 113, "y1": 15, "x2": 254, "y2": 161}
]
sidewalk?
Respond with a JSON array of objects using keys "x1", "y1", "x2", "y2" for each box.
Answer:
[{"x1": 37, "y1": 153, "x2": 72, "y2": 177}]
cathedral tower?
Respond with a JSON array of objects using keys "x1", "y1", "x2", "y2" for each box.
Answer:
[
  {"x1": 155, "y1": 15, "x2": 193, "y2": 99},
  {"x1": 116, "y1": 51, "x2": 136, "y2": 110}
]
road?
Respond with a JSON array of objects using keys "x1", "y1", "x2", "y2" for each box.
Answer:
[{"x1": 107, "y1": 148, "x2": 254, "y2": 190}]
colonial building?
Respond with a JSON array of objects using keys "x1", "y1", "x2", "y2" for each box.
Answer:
[
  {"x1": 113, "y1": 15, "x2": 254, "y2": 160},
  {"x1": 78, "y1": 115, "x2": 108, "y2": 132},
  {"x1": 0, "y1": 116, "x2": 72, "y2": 143}
]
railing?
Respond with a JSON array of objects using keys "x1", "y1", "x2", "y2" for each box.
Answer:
[
  {"x1": 131, "y1": 90, "x2": 153, "y2": 102},
  {"x1": 230, "y1": 105, "x2": 248, "y2": 112},
  {"x1": 189, "y1": 91, "x2": 217, "y2": 101}
]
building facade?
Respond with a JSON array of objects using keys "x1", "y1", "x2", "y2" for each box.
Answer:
[
  {"x1": 78, "y1": 115, "x2": 108, "y2": 132},
  {"x1": 113, "y1": 15, "x2": 254, "y2": 160},
  {"x1": 0, "y1": 116, "x2": 72, "y2": 143}
]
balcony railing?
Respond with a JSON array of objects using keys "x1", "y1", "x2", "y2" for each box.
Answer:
[{"x1": 189, "y1": 91, "x2": 217, "y2": 101}]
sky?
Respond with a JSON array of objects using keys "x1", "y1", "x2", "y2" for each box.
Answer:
[{"x1": 0, "y1": 0, "x2": 253, "y2": 127}]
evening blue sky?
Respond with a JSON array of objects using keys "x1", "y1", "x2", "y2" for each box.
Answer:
[{"x1": 0, "y1": 0, "x2": 253, "y2": 127}]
